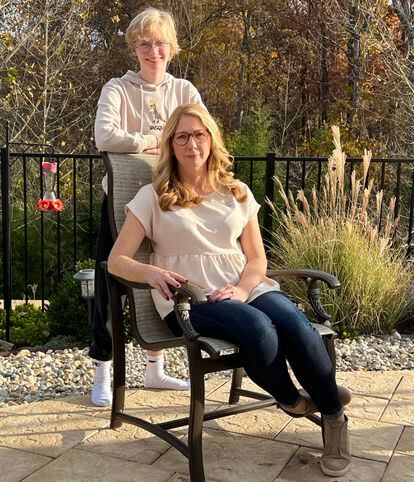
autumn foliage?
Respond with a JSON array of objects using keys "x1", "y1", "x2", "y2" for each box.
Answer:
[{"x1": 1, "y1": 0, "x2": 414, "y2": 156}]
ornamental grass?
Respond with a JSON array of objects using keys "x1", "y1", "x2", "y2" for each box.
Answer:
[{"x1": 269, "y1": 126, "x2": 413, "y2": 335}]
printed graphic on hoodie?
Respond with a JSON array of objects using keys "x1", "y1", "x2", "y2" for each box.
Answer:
[{"x1": 149, "y1": 98, "x2": 165, "y2": 132}]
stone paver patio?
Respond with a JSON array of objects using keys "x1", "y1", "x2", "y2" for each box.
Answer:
[{"x1": 0, "y1": 371, "x2": 413, "y2": 481}]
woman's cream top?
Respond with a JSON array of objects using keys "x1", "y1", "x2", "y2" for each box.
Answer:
[{"x1": 126, "y1": 182, "x2": 280, "y2": 319}]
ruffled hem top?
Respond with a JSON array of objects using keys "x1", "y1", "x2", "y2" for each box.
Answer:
[{"x1": 126, "y1": 183, "x2": 279, "y2": 319}]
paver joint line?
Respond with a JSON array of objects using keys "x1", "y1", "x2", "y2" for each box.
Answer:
[{"x1": 1, "y1": 373, "x2": 413, "y2": 481}]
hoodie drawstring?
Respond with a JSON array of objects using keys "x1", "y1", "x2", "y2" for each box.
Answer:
[{"x1": 139, "y1": 84, "x2": 143, "y2": 134}]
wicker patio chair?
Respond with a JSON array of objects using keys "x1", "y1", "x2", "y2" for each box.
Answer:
[{"x1": 102, "y1": 151, "x2": 341, "y2": 482}]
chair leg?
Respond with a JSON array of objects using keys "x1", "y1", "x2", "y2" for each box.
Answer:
[
  {"x1": 106, "y1": 272, "x2": 126, "y2": 429},
  {"x1": 323, "y1": 335, "x2": 336, "y2": 373},
  {"x1": 187, "y1": 341, "x2": 206, "y2": 482},
  {"x1": 110, "y1": 335, "x2": 125, "y2": 429},
  {"x1": 229, "y1": 367, "x2": 243, "y2": 404}
]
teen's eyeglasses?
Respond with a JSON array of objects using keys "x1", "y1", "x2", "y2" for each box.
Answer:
[
  {"x1": 172, "y1": 130, "x2": 210, "y2": 146},
  {"x1": 136, "y1": 41, "x2": 170, "y2": 54}
]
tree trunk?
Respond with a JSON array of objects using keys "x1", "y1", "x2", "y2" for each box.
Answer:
[
  {"x1": 392, "y1": 0, "x2": 414, "y2": 154},
  {"x1": 347, "y1": 0, "x2": 361, "y2": 124},
  {"x1": 320, "y1": 20, "x2": 329, "y2": 124},
  {"x1": 235, "y1": 9, "x2": 252, "y2": 130}
]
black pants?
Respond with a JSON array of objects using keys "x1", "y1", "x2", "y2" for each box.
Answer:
[{"x1": 89, "y1": 196, "x2": 115, "y2": 361}]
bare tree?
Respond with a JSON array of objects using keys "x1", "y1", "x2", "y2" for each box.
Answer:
[
  {"x1": 392, "y1": 0, "x2": 414, "y2": 82},
  {"x1": 1, "y1": 0, "x2": 99, "y2": 151},
  {"x1": 360, "y1": 0, "x2": 414, "y2": 153}
]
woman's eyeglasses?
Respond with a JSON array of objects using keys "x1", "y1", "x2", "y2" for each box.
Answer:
[
  {"x1": 136, "y1": 41, "x2": 170, "y2": 54},
  {"x1": 172, "y1": 130, "x2": 209, "y2": 146}
]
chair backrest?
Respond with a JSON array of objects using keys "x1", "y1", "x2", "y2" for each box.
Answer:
[{"x1": 103, "y1": 152, "x2": 181, "y2": 348}]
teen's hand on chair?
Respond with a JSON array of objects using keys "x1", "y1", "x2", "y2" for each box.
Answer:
[
  {"x1": 209, "y1": 283, "x2": 248, "y2": 303},
  {"x1": 143, "y1": 134, "x2": 161, "y2": 155},
  {"x1": 147, "y1": 267, "x2": 188, "y2": 300},
  {"x1": 143, "y1": 147, "x2": 160, "y2": 155}
]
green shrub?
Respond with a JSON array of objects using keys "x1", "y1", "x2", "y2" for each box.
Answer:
[
  {"x1": 298, "y1": 122, "x2": 386, "y2": 157},
  {"x1": 45, "y1": 259, "x2": 95, "y2": 343},
  {"x1": 269, "y1": 126, "x2": 414, "y2": 335},
  {"x1": 1, "y1": 194, "x2": 102, "y2": 304},
  {"x1": 224, "y1": 107, "x2": 275, "y2": 223},
  {"x1": 225, "y1": 107, "x2": 274, "y2": 157},
  {"x1": 43, "y1": 334, "x2": 80, "y2": 349},
  {"x1": 45, "y1": 258, "x2": 135, "y2": 345},
  {"x1": 0, "y1": 304, "x2": 50, "y2": 346}
]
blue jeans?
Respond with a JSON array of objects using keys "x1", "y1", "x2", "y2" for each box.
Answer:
[{"x1": 165, "y1": 291, "x2": 343, "y2": 419}]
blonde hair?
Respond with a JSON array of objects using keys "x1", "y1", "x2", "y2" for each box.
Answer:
[
  {"x1": 154, "y1": 104, "x2": 247, "y2": 211},
  {"x1": 126, "y1": 7, "x2": 180, "y2": 58}
]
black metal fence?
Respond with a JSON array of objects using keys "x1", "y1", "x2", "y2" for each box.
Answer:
[{"x1": 1, "y1": 142, "x2": 413, "y2": 341}]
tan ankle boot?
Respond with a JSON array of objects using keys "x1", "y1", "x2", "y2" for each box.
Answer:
[
  {"x1": 321, "y1": 415, "x2": 351, "y2": 477},
  {"x1": 299, "y1": 385, "x2": 353, "y2": 412}
]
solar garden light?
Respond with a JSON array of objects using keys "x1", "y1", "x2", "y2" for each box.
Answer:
[{"x1": 73, "y1": 268, "x2": 95, "y2": 326}]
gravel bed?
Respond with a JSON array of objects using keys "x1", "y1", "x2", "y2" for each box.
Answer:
[{"x1": 0, "y1": 331, "x2": 413, "y2": 407}]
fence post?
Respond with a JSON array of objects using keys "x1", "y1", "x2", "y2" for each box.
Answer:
[
  {"x1": 407, "y1": 165, "x2": 414, "y2": 258},
  {"x1": 1, "y1": 122, "x2": 12, "y2": 341},
  {"x1": 263, "y1": 151, "x2": 275, "y2": 250}
]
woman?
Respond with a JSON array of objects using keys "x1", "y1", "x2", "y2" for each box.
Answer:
[
  {"x1": 108, "y1": 104, "x2": 351, "y2": 477},
  {"x1": 91, "y1": 7, "x2": 205, "y2": 406}
]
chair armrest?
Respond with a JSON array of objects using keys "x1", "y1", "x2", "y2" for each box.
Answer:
[
  {"x1": 174, "y1": 283, "x2": 208, "y2": 305},
  {"x1": 101, "y1": 262, "x2": 205, "y2": 341},
  {"x1": 266, "y1": 269, "x2": 340, "y2": 289},
  {"x1": 266, "y1": 268, "x2": 340, "y2": 324},
  {"x1": 173, "y1": 284, "x2": 207, "y2": 342}
]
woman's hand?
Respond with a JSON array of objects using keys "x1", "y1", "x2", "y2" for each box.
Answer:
[
  {"x1": 108, "y1": 213, "x2": 187, "y2": 301},
  {"x1": 147, "y1": 266, "x2": 188, "y2": 300},
  {"x1": 208, "y1": 283, "x2": 249, "y2": 303}
]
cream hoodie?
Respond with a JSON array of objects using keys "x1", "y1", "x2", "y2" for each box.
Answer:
[{"x1": 94, "y1": 71, "x2": 205, "y2": 153}]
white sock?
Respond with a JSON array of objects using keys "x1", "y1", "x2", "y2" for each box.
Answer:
[
  {"x1": 144, "y1": 354, "x2": 190, "y2": 391},
  {"x1": 91, "y1": 360, "x2": 112, "y2": 406}
]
